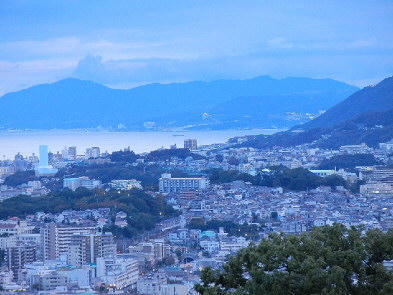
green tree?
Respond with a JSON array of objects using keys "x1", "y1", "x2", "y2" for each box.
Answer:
[
  {"x1": 321, "y1": 174, "x2": 347, "y2": 188},
  {"x1": 228, "y1": 157, "x2": 240, "y2": 166},
  {"x1": 110, "y1": 150, "x2": 138, "y2": 163},
  {"x1": 4, "y1": 170, "x2": 36, "y2": 187},
  {"x1": 215, "y1": 155, "x2": 224, "y2": 163},
  {"x1": 195, "y1": 224, "x2": 393, "y2": 295},
  {"x1": 318, "y1": 154, "x2": 383, "y2": 170}
]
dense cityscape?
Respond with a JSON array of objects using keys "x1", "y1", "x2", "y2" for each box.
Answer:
[
  {"x1": 2, "y1": 1, "x2": 393, "y2": 294},
  {"x1": 0, "y1": 135, "x2": 392, "y2": 294}
]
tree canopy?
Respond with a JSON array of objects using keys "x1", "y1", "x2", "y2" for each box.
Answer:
[
  {"x1": 207, "y1": 167, "x2": 347, "y2": 191},
  {"x1": 3, "y1": 170, "x2": 36, "y2": 187},
  {"x1": 0, "y1": 189, "x2": 179, "y2": 238},
  {"x1": 109, "y1": 150, "x2": 138, "y2": 163},
  {"x1": 195, "y1": 224, "x2": 393, "y2": 295},
  {"x1": 145, "y1": 148, "x2": 205, "y2": 161},
  {"x1": 318, "y1": 154, "x2": 383, "y2": 170}
]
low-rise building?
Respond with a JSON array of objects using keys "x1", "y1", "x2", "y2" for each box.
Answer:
[
  {"x1": 109, "y1": 179, "x2": 142, "y2": 190},
  {"x1": 63, "y1": 177, "x2": 102, "y2": 191},
  {"x1": 159, "y1": 173, "x2": 209, "y2": 193},
  {"x1": 96, "y1": 257, "x2": 139, "y2": 289}
]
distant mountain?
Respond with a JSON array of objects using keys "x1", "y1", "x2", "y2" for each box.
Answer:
[
  {"x1": 241, "y1": 77, "x2": 393, "y2": 149},
  {"x1": 300, "y1": 76, "x2": 393, "y2": 130},
  {"x1": 0, "y1": 76, "x2": 358, "y2": 130}
]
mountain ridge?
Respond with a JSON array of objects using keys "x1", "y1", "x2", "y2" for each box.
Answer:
[
  {"x1": 298, "y1": 76, "x2": 393, "y2": 130},
  {"x1": 0, "y1": 76, "x2": 358, "y2": 130},
  {"x1": 241, "y1": 76, "x2": 393, "y2": 149}
]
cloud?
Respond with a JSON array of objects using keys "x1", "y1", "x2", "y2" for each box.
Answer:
[
  {"x1": 71, "y1": 51, "x2": 393, "y2": 91},
  {"x1": 268, "y1": 37, "x2": 294, "y2": 49},
  {"x1": 0, "y1": 37, "x2": 180, "y2": 61},
  {"x1": 72, "y1": 54, "x2": 259, "y2": 87},
  {"x1": 0, "y1": 59, "x2": 75, "y2": 96}
]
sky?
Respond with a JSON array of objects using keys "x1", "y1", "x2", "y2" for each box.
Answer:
[{"x1": 0, "y1": 0, "x2": 392, "y2": 96}]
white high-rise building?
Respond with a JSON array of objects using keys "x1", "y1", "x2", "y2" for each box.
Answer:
[
  {"x1": 39, "y1": 145, "x2": 49, "y2": 166},
  {"x1": 67, "y1": 233, "x2": 116, "y2": 266},
  {"x1": 35, "y1": 145, "x2": 58, "y2": 176}
]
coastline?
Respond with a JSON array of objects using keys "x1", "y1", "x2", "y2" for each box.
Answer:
[{"x1": 0, "y1": 129, "x2": 285, "y2": 159}]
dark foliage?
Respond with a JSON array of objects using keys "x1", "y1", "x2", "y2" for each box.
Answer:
[
  {"x1": 207, "y1": 168, "x2": 255, "y2": 184},
  {"x1": 206, "y1": 167, "x2": 347, "y2": 191},
  {"x1": 227, "y1": 157, "x2": 240, "y2": 166},
  {"x1": 318, "y1": 154, "x2": 383, "y2": 170},
  {"x1": 109, "y1": 150, "x2": 138, "y2": 163},
  {"x1": 145, "y1": 148, "x2": 205, "y2": 161},
  {"x1": 3, "y1": 170, "x2": 36, "y2": 187},
  {"x1": 0, "y1": 189, "x2": 179, "y2": 238},
  {"x1": 195, "y1": 224, "x2": 393, "y2": 295},
  {"x1": 215, "y1": 155, "x2": 224, "y2": 163}
]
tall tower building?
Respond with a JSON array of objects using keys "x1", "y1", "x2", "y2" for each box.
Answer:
[
  {"x1": 35, "y1": 145, "x2": 58, "y2": 176},
  {"x1": 39, "y1": 145, "x2": 49, "y2": 167}
]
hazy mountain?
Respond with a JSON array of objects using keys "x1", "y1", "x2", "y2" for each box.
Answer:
[
  {"x1": 241, "y1": 77, "x2": 393, "y2": 149},
  {"x1": 0, "y1": 76, "x2": 358, "y2": 130},
  {"x1": 299, "y1": 76, "x2": 393, "y2": 130}
]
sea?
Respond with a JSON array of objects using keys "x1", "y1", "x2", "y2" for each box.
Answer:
[{"x1": 0, "y1": 129, "x2": 281, "y2": 159}]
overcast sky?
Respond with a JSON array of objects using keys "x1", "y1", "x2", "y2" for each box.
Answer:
[{"x1": 0, "y1": 0, "x2": 392, "y2": 95}]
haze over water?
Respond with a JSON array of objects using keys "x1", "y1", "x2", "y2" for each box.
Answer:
[{"x1": 0, "y1": 129, "x2": 279, "y2": 159}]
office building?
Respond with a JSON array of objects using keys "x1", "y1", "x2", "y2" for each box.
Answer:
[
  {"x1": 184, "y1": 139, "x2": 197, "y2": 150},
  {"x1": 85, "y1": 147, "x2": 101, "y2": 159},
  {"x1": 159, "y1": 173, "x2": 209, "y2": 193},
  {"x1": 68, "y1": 146, "x2": 77, "y2": 160},
  {"x1": 32, "y1": 271, "x2": 68, "y2": 291}
]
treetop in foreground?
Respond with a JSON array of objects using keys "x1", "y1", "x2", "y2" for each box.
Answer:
[{"x1": 195, "y1": 224, "x2": 393, "y2": 295}]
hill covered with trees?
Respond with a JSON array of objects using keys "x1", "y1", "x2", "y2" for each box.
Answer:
[
  {"x1": 195, "y1": 224, "x2": 393, "y2": 295},
  {"x1": 302, "y1": 76, "x2": 393, "y2": 130},
  {"x1": 0, "y1": 188, "x2": 179, "y2": 238},
  {"x1": 206, "y1": 167, "x2": 347, "y2": 191},
  {"x1": 318, "y1": 154, "x2": 383, "y2": 170},
  {"x1": 242, "y1": 77, "x2": 393, "y2": 149}
]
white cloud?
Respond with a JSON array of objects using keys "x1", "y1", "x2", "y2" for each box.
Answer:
[
  {"x1": 0, "y1": 58, "x2": 75, "y2": 96},
  {"x1": 268, "y1": 37, "x2": 294, "y2": 49},
  {"x1": 0, "y1": 36, "x2": 196, "y2": 61}
]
